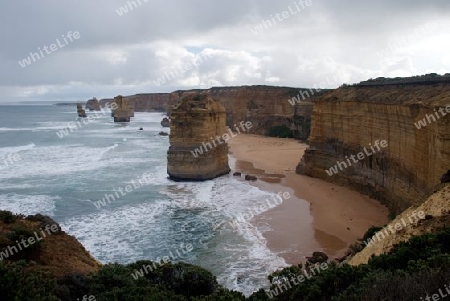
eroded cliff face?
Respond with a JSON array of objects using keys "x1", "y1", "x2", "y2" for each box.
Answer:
[
  {"x1": 167, "y1": 86, "x2": 320, "y2": 138},
  {"x1": 298, "y1": 83, "x2": 450, "y2": 213},
  {"x1": 167, "y1": 93, "x2": 230, "y2": 181},
  {"x1": 97, "y1": 86, "x2": 322, "y2": 139},
  {"x1": 99, "y1": 93, "x2": 170, "y2": 112}
]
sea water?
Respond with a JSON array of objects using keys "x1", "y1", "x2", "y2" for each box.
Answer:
[{"x1": 0, "y1": 104, "x2": 288, "y2": 295}]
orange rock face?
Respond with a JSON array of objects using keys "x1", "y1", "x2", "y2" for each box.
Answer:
[
  {"x1": 167, "y1": 93, "x2": 230, "y2": 181},
  {"x1": 298, "y1": 83, "x2": 450, "y2": 213}
]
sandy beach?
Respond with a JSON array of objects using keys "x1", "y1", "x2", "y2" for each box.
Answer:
[{"x1": 228, "y1": 134, "x2": 389, "y2": 265}]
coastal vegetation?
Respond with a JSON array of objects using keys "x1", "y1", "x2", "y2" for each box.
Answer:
[{"x1": 0, "y1": 210, "x2": 449, "y2": 300}]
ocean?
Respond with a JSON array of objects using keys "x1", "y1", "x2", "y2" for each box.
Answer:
[{"x1": 0, "y1": 104, "x2": 288, "y2": 296}]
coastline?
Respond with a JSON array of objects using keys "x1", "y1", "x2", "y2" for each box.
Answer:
[{"x1": 228, "y1": 134, "x2": 389, "y2": 265}]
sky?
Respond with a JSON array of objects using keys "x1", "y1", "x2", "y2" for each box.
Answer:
[{"x1": 0, "y1": 0, "x2": 449, "y2": 102}]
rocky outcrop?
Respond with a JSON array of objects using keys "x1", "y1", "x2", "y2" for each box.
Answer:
[
  {"x1": 77, "y1": 103, "x2": 87, "y2": 118},
  {"x1": 349, "y1": 184, "x2": 450, "y2": 266},
  {"x1": 297, "y1": 80, "x2": 450, "y2": 213},
  {"x1": 99, "y1": 93, "x2": 170, "y2": 112},
  {"x1": 167, "y1": 93, "x2": 230, "y2": 181},
  {"x1": 111, "y1": 95, "x2": 134, "y2": 122},
  {"x1": 167, "y1": 86, "x2": 328, "y2": 139},
  {"x1": 86, "y1": 97, "x2": 101, "y2": 111},
  {"x1": 0, "y1": 211, "x2": 100, "y2": 278},
  {"x1": 96, "y1": 86, "x2": 325, "y2": 140},
  {"x1": 161, "y1": 117, "x2": 170, "y2": 127}
]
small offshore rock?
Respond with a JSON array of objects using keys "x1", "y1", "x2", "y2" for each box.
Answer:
[
  {"x1": 161, "y1": 117, "x2": 170, "y2": 127},
  {"x1": 245, "y1": 175, "x2": 257, "y2": 181}
]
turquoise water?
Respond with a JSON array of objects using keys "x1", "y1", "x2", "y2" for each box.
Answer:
[{"x1": 0, "y1": 104, "x2": 288, "y2": 295}]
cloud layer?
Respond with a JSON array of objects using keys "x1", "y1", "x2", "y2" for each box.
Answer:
[{"x1": 1, "y1": 0, "x2": 449, "y2": 102}]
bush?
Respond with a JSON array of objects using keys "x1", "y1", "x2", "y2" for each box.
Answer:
[
  {"x1": 249, "y1": 227, "x2": 450, "y2": 300},
  {"x1": 5, "y1": 226, "x2": 42, "y2": 260},
  {"x1": 362, "y1": 226, "x2": 383, "y2": 241},
  {"x1": 0, "y1": 261, "x2": 58, "y2": 301},
  {"x1": 0, "y1": 211, "x2": 18, "y2": 224}
]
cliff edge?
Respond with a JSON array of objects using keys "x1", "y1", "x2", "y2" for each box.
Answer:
[{"x1": 298, "y1": 79, "x2": 450, "y2": 213}]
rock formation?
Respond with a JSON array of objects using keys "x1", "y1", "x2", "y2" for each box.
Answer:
[
  {"x1": 111, "y1": 95, "x2": 133, "y2": 122},
  {"x1": 297, "y1": 79, "x2": 450, "y2": 213},
  {"x1": 167, "y1": 86, "x2": 328, "y2": 139},
  {"x1": 161, "y1": 117, "x2": 170, "y2": 127},
  {"x1": 86, "y1": 97, "x2": 101, "y2": 111},
  {"x1": 99, "y1": 93, "x2": 170, "y2": 112},
  {"x1": 97, "y1": 86, "x2": 328, "y2": 139},
  {"x1": 167, "y1": 93, "x2": 230, "y2": 181},
  {"x1": 77, "y1": 103, "x2": 87, "y2": 117}
]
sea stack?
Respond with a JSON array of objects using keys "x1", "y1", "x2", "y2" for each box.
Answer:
[
  {"x1": 86, "y1": 97, "x2": 101, "y2": 111},
  {"x1": 161, "y1": 117, "x2": 170, "y2": 127},
  {"x1": 167, "y1": 93, "x2": 230, "y2": 181},
  {"x1": 111, "y1": 95, "x2": 133, "y2": 122},
  {"x1": 77, "y1": 103, "x2": 87, "y2": 117}
]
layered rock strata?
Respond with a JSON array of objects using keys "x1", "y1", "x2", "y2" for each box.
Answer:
[
  {"x1": 297, "y1": 82, "x2": 450, "y2": 213},
  {"x1": 167, "y1": 86, "x2": 327, "y2": 138},
  {"x1": 99, "y1": 93, "x2": 170, "y2": 112},
  {"x1": 167, "y1": 93, "x2": 230, "y2": 181},
  {"x1": 96, "y1": 86, "x2": 326, "y2": 140},
  {"x1": 111, "y1": 95, "x2": 134, "y2": 122}
]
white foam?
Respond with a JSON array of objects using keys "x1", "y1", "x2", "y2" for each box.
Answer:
[
  {"x1": 61, "y1": 201, "x2": 173, "y2": 263},
  {"x1": 0, "y1": 143, "x2": 36, "y2": 157},
  {"x1": 0, "y1": 193, "x2": 57, "y2": 216},
  {"x1": 0, "y1": 144, "x2": 158, "y2": 180}
]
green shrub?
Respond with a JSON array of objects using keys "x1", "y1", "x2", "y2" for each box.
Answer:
[
  {"x1": 5, "y1": 226, "x2": 42, "y2": 260},
  {"x1": 0, "y1": 261, "x2": 58, "y2": 301},
  {"x1": 362, "y1": 226, "x2": 383, "y2": 241},
  {"x1": 0, "y1": 211, "x2": 18, "y2": 224}
]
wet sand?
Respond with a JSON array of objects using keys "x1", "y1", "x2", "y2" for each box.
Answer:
[{"x1": 228, "y1": 134, "x2": 389, "y2": 264}]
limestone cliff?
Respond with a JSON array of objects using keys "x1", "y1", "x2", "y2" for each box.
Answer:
[
  {"x1": 111, "y1": 95, "x2": 134, "y2": 123},
  {"x1": 85, "y1": 97, "x2": 101, "y2": 111},
  {"x1": 99, "y1": 93, "x2": 170, "y2": 112},
  {"x1": 97, "y1": 86, "x2": 324, "y2": 140},
  {"x1": 167, "y1": 86, "x2": 325, "y2": 138},
  {"x1": 298, "y1": 79, "x2": 450, "y2": 213},
  {"x1": 167, "y1": 93, "x2": 230, "y2": 181}
]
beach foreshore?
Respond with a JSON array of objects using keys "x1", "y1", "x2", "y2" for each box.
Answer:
[{"x1": 228, "y1": 134, "x2": 389, "y2": 265}]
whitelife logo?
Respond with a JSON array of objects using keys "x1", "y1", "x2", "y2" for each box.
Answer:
[
  {"x1": 326, "y1": 140, "x2": 388, "y2": 176},
  {"x1": 251, "y1": 0, "x2": 313, "y2": 35},
  {"x1": 18, "y1": 31, "x2": 81, "y2": 68},
  {"x1": 116, "y1": 0, "x2": 149, "y2": 16},
  {"x1": 93, "y1": 172, "x2": 153, "y2": 209},
  {"x1": 191, "y1": 121, "x2": 253, "y2": 158},
  {"x1": 414, "y1": 105, "x2": 450, "y2": 129},
  {"x1": 363, "y1": 210, "x2": 425, "y2": 247},
  {"x1": 0, "y1": 224, "x2": 59, "y2": 261}
]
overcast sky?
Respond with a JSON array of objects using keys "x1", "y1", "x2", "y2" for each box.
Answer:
[{"x1": 0, "y1": 0, "x2": 449, "y2": 102}]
